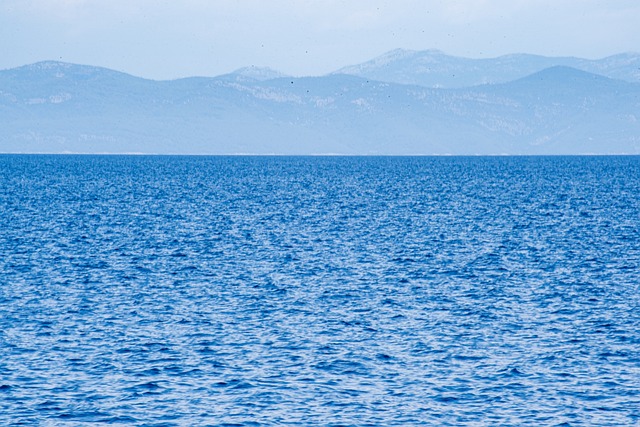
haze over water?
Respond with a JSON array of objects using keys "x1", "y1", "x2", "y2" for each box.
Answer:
[{"x1": 1, "y1": 155, "x2": 639, "y2": 426}]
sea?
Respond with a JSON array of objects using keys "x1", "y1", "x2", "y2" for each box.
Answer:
[{"x1": 0, "y1": 154, "x2": 639, "y2": 426}]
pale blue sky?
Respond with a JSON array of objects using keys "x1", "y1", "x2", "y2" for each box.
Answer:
[{"x1": 1, "y1": 0, "x2": 639, "y2": 80}]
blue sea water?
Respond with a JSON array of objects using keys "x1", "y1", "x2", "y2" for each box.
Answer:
[{"x1": 0, "y1": 155, "x2": 639, "y2": 426}]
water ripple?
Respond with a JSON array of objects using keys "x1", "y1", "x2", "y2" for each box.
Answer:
[{"x1": 1, "y1": 155, "x2": 639, "y2": 426}]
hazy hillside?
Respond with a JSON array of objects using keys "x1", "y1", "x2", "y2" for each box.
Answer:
[
  {"x1": 336, "y1": 49, "x2": 640, "y2": 88},
  {"x1": 1, "y1": 59, "x2": 639, "y2": 154}
]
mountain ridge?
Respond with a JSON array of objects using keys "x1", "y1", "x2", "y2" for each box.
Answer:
[
  {"x1": 335, "y1": 49, "x2": 640, "y2": 88},
  {"x1": 1, "y1": 56, "x2": 639, "y2": 155},
  {"x1": 8, "y1": 49, "x2": 640, "y2": 84}
]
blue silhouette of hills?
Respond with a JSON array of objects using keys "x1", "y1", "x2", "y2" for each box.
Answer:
[{"x1": 1, "y1": 52, "x2": 639, "y2": 154}]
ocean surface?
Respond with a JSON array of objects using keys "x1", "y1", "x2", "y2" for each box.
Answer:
[{"x1": 1, "y1": 154, "x2": 639, "y2": 426}]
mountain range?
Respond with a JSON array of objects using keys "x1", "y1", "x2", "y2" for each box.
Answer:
[
  {"x1": 1, "y1": 50, "x2": 639, "y2": 155},
  {"x1": 336, "y1": 49, "x2": 640, "y2": 88}
]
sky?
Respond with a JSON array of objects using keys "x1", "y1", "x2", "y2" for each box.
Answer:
[{"x1": 1, "y1": 0, "x2": 639, "y2": 80}]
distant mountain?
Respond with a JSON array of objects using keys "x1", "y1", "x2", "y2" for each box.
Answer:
[
  {"x1": 336, "y1": 49, "x2": 640, "y2": 88},
  {"x1": 1, "y1": 60, "x2": 639, "y2": 155},
  {"x1": 227, "y1": 66, "x2": 289, "y2": 81}
]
